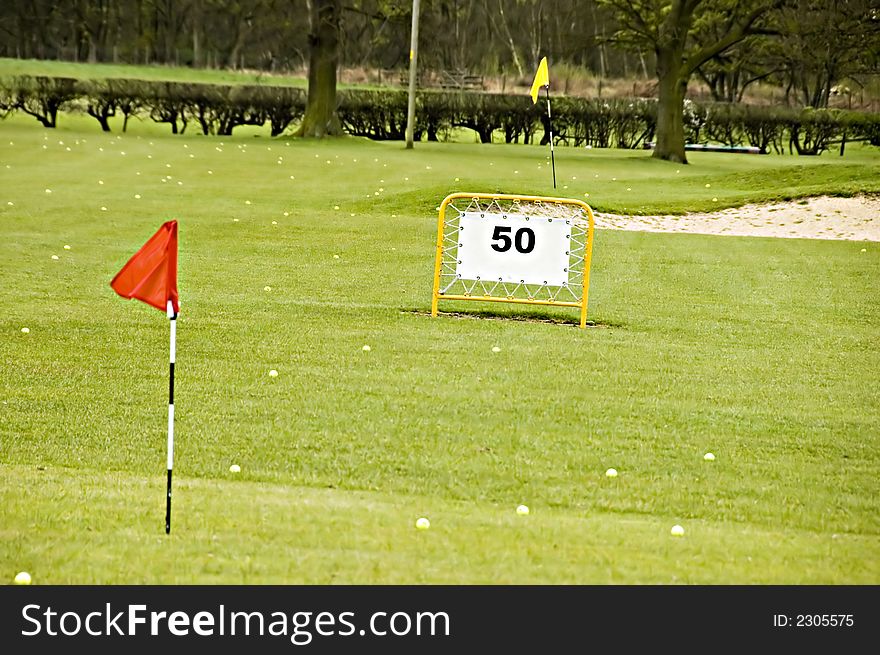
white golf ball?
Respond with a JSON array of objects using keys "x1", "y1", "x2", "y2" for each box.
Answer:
[
  {"x1": 670, "y1": 524, "x2": 685, "y2": 537},
  {"x1": 415, "y1": 517, "x2": 430, "y2": 530},
  {"x1": 703, "y1": 452, "x2": 716, "y2": 461},
  {"x1": 20, "y1": 327, "x2": 29, "y2": 334},
  {"x1": 605, "y1": 468, "x2": 618, "y2": 478},
  {"x1": 229, "y1": 464, "x2": 241, "y2": 473},
  {"x1": 362, "y1": 345, "x2": 371, "y2": 352},
  {"x1": 14, "y1": 571, "x2": 31, "y2": 585},
  {"x1": 516, "y1": 504, "x2": 530, "y2": 516},
  {"x1": 491, "y1": 346, "x2": 501, "y2": 353},
  {"x1": 268, "y1": 369, "x2": 278, "y2": 377}
]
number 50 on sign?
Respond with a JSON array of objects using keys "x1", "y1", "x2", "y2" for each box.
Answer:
[{"x1": 431, "y1": 193, "x2": 595, "y2": 327}]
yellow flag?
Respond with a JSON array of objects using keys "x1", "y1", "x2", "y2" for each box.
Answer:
[{"x1": 530, "y1": 57, "x2": 549, "y2": 104}]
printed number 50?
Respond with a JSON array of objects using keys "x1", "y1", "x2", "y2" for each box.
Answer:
[{"x1": 491, "y1": 226, "x2": 536, "y2": 254}]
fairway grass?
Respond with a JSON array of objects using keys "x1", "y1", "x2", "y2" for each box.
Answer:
[
  {"x1": 2, "y1": 464, "x2": 875, "y2": 584},
  {"x1": 0, "y1": 57, "x2": 307, "y2": 88},
  {"x1": 1, "y1": 116, "x2": 878, "y2": 584}
]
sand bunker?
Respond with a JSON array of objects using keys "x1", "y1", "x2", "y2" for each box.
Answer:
[{"x1": 593, "y1": 195, "x2": 879, "y2": 241}]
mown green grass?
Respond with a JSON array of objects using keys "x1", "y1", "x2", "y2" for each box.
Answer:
[
  {"x1": 0, "y1": 57, "x2": 307, "y2": 87},
  {"x1": 0, "y1": 115, "x2": 878, "y2": 584},
  {"x1": 6, "y1": 112, "x2": 880, "y2": 214},
  {"x1": 3, "y1": 465, "x2": 874, "y2": 584}
]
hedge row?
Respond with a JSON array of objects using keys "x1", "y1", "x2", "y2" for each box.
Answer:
[
  {"x1": 0, "y1": 76, "x2": 305, "y2": 136},
  {"x1": 679, "y1": 100, "x2": 880, "y2": 155},
  {"x1": 2, "y1": 75, "x2": 878, "y2": 154}
]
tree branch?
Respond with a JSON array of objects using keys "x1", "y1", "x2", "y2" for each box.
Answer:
[
  {"x1": 342, "y1": 5, "x2": 388, "y2": 22},
  {"x1": 683, "y1": 0, "x2": 784, "y2": 75}
]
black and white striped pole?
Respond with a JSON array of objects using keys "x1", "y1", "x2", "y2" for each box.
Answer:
[{"x1": 165, "y1": 300, "x2": 177, "y2": 534}]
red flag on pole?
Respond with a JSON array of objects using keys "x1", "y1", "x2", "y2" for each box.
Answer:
[{"x1": 110, "y1": 220, "x2": 179, "y2": 314}]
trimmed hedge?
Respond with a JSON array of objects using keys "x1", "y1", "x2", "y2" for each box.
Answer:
[
  {"x1": 8, "y1": 75, "x2": 78, "y2": 128},
  {"x1": 1, "y1": 75, "x2": 877, "y2": 154},
  {"x1": 0, "y1": 76, "x2": 307, "y2": 137}
]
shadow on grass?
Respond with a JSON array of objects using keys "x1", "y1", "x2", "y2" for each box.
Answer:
[{"x1": 401, "y1": 308, "x2": 622, "y2": 328}]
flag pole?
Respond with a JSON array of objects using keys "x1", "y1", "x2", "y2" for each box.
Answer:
[
  {"x1": 165, "y1": 299, "x2": 176, "y2": 534},
  {"x1": 545, "y1": 85, "x2": 557, "y2": 189},
  {"x1": 110, "y1": 220, "x2": 179, "y2": 535}
]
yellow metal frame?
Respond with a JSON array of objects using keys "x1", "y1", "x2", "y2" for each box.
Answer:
[{"x1": 431, "y1": 192, "x2": 595, "y2": 328}]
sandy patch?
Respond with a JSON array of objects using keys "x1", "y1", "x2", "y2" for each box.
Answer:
[{"x1": 593, "y1": 195, "x2": 879, "y2": 241}]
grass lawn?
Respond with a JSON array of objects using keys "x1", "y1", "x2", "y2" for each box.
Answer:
[
  {"x1": 0, "y1": 114, "x2": 878, "y2": 584},
  {"x1": 0, "y1": 57, "x2": 308, "y2": 88}
]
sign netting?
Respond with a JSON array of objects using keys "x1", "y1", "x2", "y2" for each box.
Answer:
[{"x1": 431, "y1": 193, "x2": 595, "y2": 327}]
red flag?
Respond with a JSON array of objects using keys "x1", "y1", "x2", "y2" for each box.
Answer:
[{"x1": 110, "y1": 220, "x2": 179, "y2": 314}]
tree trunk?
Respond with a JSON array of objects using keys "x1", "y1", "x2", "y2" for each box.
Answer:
[
  {"x1": 496, "y1": 1, "x2": 524, "y2": 77},
  {"x1": 653, "y1": 49, "x2": 688, "y2": 164},
  {"x1": 226, "y1": 14, "x2": 252, "y2": 70},
  {"x1": 296, "y1": 0, "x2": 342, "y2": 138},
  {"x1": 88, "y1": 105, "x2": 114, "y2": 132},
  {"x1": 192, "y1": 0, "x2": 203, "y2": 68},
  {"x1": 638, "y1": 49, "x2": 649, "y2": 78},
  {"x1": 592, "y1": 3, "x2": 607, "y2": 78}
]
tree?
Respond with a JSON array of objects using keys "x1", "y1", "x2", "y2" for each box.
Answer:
[
  {"x1": 599, "y1": 0, "x2": 782, "y2": 163},
  {"x1": 296, "y1": 0, "x2": 343, "y2": 137},
  {"x1": 769, "y1": 0, "x2": 880, "y2": 109},
  {"x1": 695, "y1": 36, "x2": 777, "y2": 103}
]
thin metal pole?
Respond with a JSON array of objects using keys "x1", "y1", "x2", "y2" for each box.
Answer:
[
  {"x1": 545, "y1": 85, "x2": 556, "y2": 189},
  {"x1": 405, "y1": 0, "x2": 421, "y2": 149}
]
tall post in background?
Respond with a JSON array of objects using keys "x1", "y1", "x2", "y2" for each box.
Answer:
[{"x1": 405, "y1": 0, "x2": 421, "y2": 149}]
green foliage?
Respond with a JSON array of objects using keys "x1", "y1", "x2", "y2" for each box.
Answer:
[
  {"x1": 788, "y1": 107, "x2": 845, "y2": 155},
  {"x1": 147, "y1": 82, "x2": 191, "y2": 134},
  {"x1": 552, "y1": 97, "x2": 656, "y2": 148},
  {"x1": 6, "y1": 75, "x2": 78, "y2": 127},
  {"x1": 338, "y1": 89, "x2": 408, "y2": 139},
  {"x1": 187, "y1": 84, "x2": 271, "y2": 136},
  {"x1": 2, "y1": 73, "x2": 879, "y2": 154},
  {"x1": 249, "y1": 86, "x2": 306, "y2": 137},
  {"x1": 448, "y1": 92, "x2": 525, "y2": 144},
  {"x1": 416, "y1": 91, "x2": 455, "y2": 142},
  {"x1": 75, "y1": 79, "x2": 126, "y2": 132},
  {"x1": 739, "y1": 104, "x2": 788, "y2": 154},
  {"x1": 849, "y1": 112, "x2": 880, "y2": 147},
  {"x1": 0, "y1": 78, "x2": 14, "y2": 118}
]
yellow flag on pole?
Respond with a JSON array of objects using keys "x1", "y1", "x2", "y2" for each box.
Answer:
[{"x1": 530, "y1": 57, "x2": 549, "y2": 104}]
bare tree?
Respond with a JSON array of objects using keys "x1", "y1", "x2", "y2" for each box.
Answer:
[
  {"x1": 770, "y1": 0, "x2": 880, "y2": 108},
  {"x1": 695, "y1": 37, "x2": 778, "y2": 103}
]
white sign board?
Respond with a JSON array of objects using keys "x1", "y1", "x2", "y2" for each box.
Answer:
[{"x1": 455, "y1": 212, "x2": 572, "y2": 287}]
